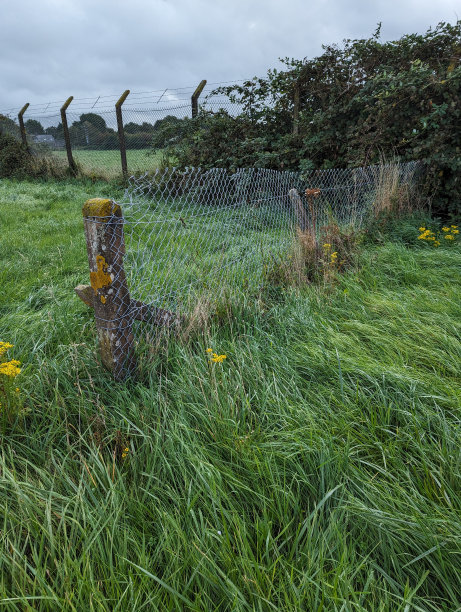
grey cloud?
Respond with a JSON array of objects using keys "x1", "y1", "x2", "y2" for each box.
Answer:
[{"x1": 0, "y1": 0, "x2": 459, "y2": 112}]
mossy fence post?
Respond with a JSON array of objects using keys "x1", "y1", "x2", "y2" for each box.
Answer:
[
  {"x1": 18, "y1": 103, "x2": 30, "y2": 150},
  {"x1": 81, "y1": 198, "x2": 136, "y2": 380},
  {"x1": 61, "y1": 96, "x2": 77, "y2": 176},
  {"x1": 115, "y1": 90, "x2": 130, "y2": 178},
  {"x1": 191, "y1": 80, "x2": 207, "y2": 118}
]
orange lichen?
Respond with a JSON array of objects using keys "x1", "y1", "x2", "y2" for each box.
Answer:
[{"x1": 90, "y1": 255, "x2": 112, "y2": 295}]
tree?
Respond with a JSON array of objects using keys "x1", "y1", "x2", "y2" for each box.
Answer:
[{"x1": 24, "y1": 119, "x2": 45, "y2": 135}]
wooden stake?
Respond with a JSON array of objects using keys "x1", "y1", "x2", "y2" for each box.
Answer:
[{"x1": 82, "y1": 198, "x2": 136, "y2": 380}]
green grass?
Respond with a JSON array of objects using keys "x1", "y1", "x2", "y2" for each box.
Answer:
[
  {"x1": 0, "y1": 178, "x2": 460, "y2": 611},
  {"x1": 52, "y1": 149, "x2": 164, "y2": 178}
]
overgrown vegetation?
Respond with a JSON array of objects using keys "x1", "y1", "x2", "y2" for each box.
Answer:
[
  {"x1": 155, "y1": 21, "x2": 460, "y2": 218},
  {"x1": 0, "y1": 178, "x2": 460, "y2": 609}
]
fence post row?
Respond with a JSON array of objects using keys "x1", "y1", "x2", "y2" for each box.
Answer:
[
  {"x1": 18, "y1": 103, "x2": 30, "y2": 150},
  {"x1": 115, "y1": 90, "x2": 130, "y2": 178},
  {"x1": 61, "y1": 96, "x2": 77, "y2": 175},
  {"x1": 191, "y1": 80, "x2": 207, "y2": 118}
]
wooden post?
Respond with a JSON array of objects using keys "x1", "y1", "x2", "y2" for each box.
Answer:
[
  {"x1": 115, "y1": 90, "x2": 130, "y2": 177},
  {"x1": 288, "y1": 188, "x2": 308, "y2": 231},
  {"x1": 293, "y1": 83, "x2": 300, "y2": 136},
  {"x1": 18, "y1": 103, "x2": 30, "y2": 149},
  {"x1": 191, "y1": 80, "x2": 207, "y2": 118},
  {"x1": 60, "y1": 96, "x2": 77, "y2": 175},
  {"x1": 82, "y1": 198, "x2": 136, "y2": 380}
]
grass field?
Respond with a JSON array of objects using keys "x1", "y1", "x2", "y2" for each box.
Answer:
[
  {"x1": 0, "y1": 178, "x2": 460, "y2": 610},
  {"x1": 52, "y1": 149, "x2": 164, "y2": 178}
]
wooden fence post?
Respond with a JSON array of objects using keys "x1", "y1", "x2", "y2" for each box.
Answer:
[
  {"x1": 82, "y1": 198, "x2": 136, "y2": 380},
  {"x1": 115, "y1": 90, "x2": 130, "y2": 178},
  {"x1": 191, "y1": 80, "x2": 207, "y2": 118},
  {"x1": 61, "y1": 96, "x2": 77, "y2": 175},
  {"x1": 288, "y1": 188, "x2": 308, "y2": 231},
  {"x1": 18, "y1": 103, "x2": 30, "y2": 150}
]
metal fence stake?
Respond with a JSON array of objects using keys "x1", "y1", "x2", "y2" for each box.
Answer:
[
  {"x1": 61, "y1": 96, "x2": 77, "y2": 175},
  {"x1": 82, "y1": 198, "x2": 136, "y2": 380},
  {"x1": 115, "y1": 90, "x2": 130, "y2": 177},
  {"x1": 191, "y1": 80, "x2": 207, "y2": 118},
  {"x1": 18, "y1": 103, "x2": 30, "y2": 150}
]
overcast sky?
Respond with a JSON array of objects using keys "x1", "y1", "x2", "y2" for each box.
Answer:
[{"x1": 1, "y1": 0, "x2": 459, "y2": 114}]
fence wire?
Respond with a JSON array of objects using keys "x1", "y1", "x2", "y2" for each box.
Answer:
[
  {"x1": 80, "y1": 161, "x2": 422, "y2": 377},
  {"x1": 1, "y1": 89, "x2": 243, "y2": 178}
]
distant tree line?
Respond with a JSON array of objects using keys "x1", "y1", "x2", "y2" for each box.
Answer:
[{"x1": 24, "y1": 114, "x2": 183, "y2": 150}]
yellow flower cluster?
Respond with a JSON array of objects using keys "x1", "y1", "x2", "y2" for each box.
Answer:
[
  {"x1": 121, "y1": 446, "x2": 129, "y2": 459},
  {"x1": 0, "y1": 360, "x2": 21, "y2": 378},
  {"x1": 0, "y1": 342, "x2": 13, "y2": 359},
  {"x1": 330, "y1": 251, "x2": 338, "y2": 264},
  {"x1": 418, "y1": 225, "x2": 458, "y2": 246},
  {"x1": 206, "y1": 348, "x2": 227, "y2": 363}
]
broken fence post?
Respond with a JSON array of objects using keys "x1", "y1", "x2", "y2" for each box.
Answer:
[{"x1": 81, "y1": 198, "x2": 136, "y2": 380}]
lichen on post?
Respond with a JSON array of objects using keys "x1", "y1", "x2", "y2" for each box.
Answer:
[{"x1": 82, "y1": 198, "x2": 136, "y2": 380}]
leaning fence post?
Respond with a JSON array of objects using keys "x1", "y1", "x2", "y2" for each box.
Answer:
[
  {"x1": 61, "y1": 96, "x2": 77, "y2": 175},
  {"x1": 115, "y1": 90, "x2": 130, "y2": 178},
  {"x1": 82, "y1": 198, "x2": 136, "y2": 380},
  {"x1": 18, "y1": 103, "x2": 30, "y2": 150},
  {"x1": 191, "y1": 80, "x2": 207, "y2": 118}
]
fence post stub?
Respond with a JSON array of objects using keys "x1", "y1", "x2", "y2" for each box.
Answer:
[
  {"x1": 18, "y1": 103, "x2": 30, "y2": 149},
  {"x1": 60, "y1": 96, "x2": 77, "y2": 175},
  {"x1": 82, "y1": 198, "x2": 136, "y2": 380},
  {"x1": 191, "y1": 80, "x2": 207, "y2": 118},
  {"x1": 115, "y1": 90, "x2": 130, "y2": 178}
]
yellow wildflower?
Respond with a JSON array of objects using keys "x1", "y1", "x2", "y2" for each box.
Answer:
[
  {"x1": 0, "y1": 359, "x2": 21, "y2": 377},
  {"x1": 442, "y1": 227, "x2": 450, "y2": 232},
  {"x1": 323, "y1": 243, "x2": 331, "y2": 249},
  {"x1": 206, "y1": 348, "x2": 213, "y2": 353},
  {"x1": 211, "y1": 353, "x2": 227, "y2": 363},
  {"x1": 0, "y1": 342, "x2": 13, "y2": 358},
  {"x1": 445, "y1": 234, "x2": 454, "y2": 240},
  {"x1": 452, "y1": 229, "x2": 459, "y2": 234},
  {"x1": 418, "y1": 227, "x2": 426, "y2": 231}
]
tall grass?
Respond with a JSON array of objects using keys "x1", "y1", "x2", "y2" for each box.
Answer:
[{"x1": 0, "y1": 178, "x2": 460, "y2": 610}]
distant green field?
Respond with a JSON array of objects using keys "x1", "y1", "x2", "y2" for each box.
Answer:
[{"x1": 53, "y1": 149, "x2": 164, "y2": 178}]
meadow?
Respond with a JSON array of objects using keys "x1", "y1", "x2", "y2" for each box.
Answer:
[
  {"x1": 52, "y1": 149, "x2": 163, "y2": 178},
  {"x1": 0, "y1": 178, "x2": 460, "y2": 611}
]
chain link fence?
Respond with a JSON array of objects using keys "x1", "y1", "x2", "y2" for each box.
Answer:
[{"x1": 78, "y1": 161, "x2": 423, "y2": 378}]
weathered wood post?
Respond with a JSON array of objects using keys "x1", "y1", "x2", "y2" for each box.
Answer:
[
  {"x1": 82, "y1": 198, "x2": 136, "y2": 380},
  {"x1": 61, "y1": 96, "x2": 77, "y2": 176},
  {"x1": 293, "y1": 83, "x2": 300, "y2": 136},
  {"x1": 18, "y1": 103, "x2": 30, "y2": 150},
  {"x1": 288, "y1": 188, "x2": 308, "y2": 231},
  {"x1": 191, "y1": 80, "x2": 207, "y2": 118},
  {"x1": 115, "y1": 90, "x2": 130, "y2": 178}
]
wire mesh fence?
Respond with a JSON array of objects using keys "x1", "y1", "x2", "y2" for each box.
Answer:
[
  {"x1": 78, "y1": 161, "x2": 423, "y2": 378},
  {"x1": 1, "y1": 83, "x2": 244, "y2": 178}
]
